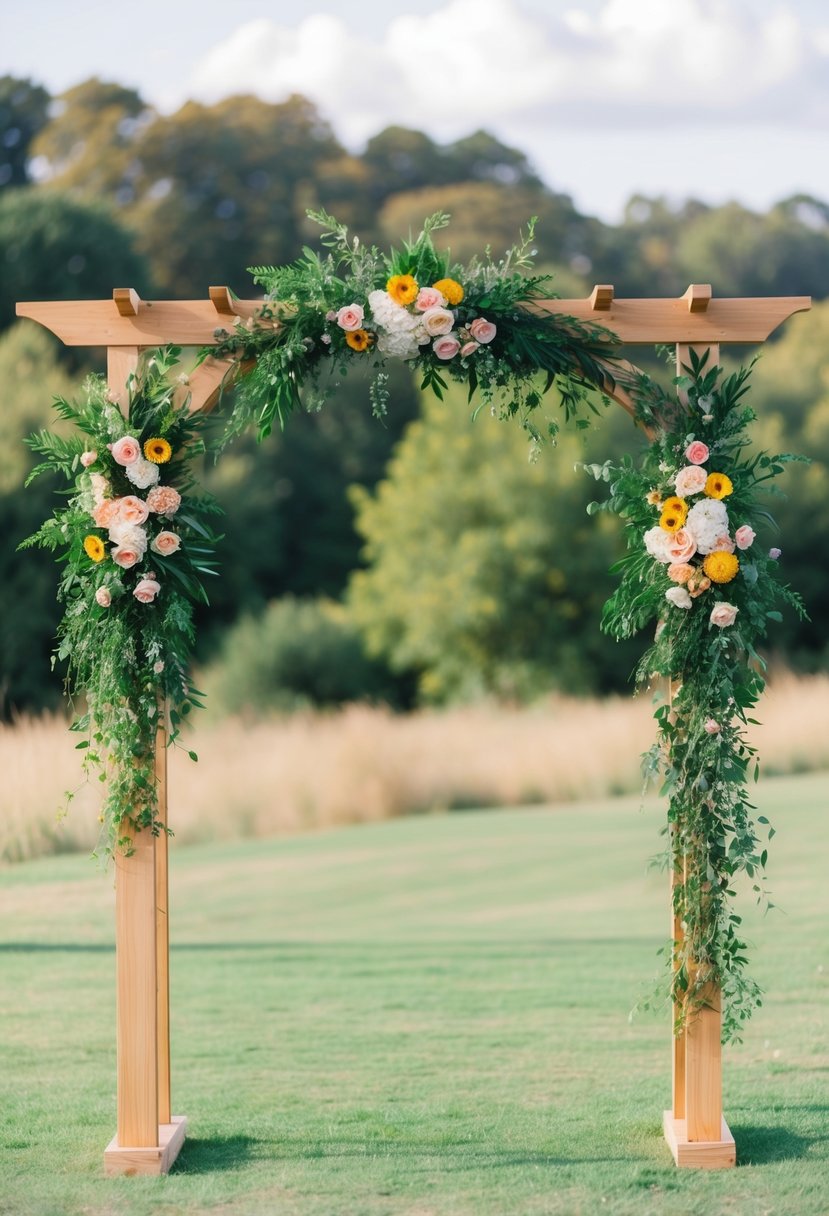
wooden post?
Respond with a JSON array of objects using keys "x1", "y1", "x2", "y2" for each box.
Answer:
[
  {"x1": 155, "y1": 708, "x2": 171, "y2": 1126},
  {"x1": 662, "y1": 340, "x2": 735, "y2": 1168}
]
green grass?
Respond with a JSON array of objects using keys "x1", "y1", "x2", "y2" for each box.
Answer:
[{"x1": 1, "y1": 772, "x2": 828, "y2": 1216}]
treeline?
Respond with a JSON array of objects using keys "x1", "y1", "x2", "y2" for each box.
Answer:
[{"x1": 1, "y1": 74, "x2": 827, "y2": 715}]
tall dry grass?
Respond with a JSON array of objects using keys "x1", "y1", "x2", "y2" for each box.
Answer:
[{"x1": 2, "y1": 673, "x2": 828, "y2": 863}]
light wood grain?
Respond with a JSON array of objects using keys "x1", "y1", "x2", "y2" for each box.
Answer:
[
  {"x1": 115, "y1": 823, "x2": 159, "y2": 1148},
  {"x1": 114, "y1": 288, "x2": 141, "y2": 317},
  {"x1": 107, "y1": 347, "x2": 140, "y2": 411},
  {"x1": 663, "y1": 1111, "x2": 735, "y2": 1169},
  {"x1": 104, "y1": 1116, "x2": 187, "y2": 1177},
  {"x1": 155, "y1": 709, "x2": 171, "y2": 1126}
]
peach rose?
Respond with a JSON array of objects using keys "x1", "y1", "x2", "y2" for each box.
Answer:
[
  {"x1": 80, "y1": 450, "x2": 98, "y2": 468},
  {"x1": 734, "y1": 525, "x2": 755, "y2": 550},
  {"x1": 432, "y1": 335, "x2": 461, "y2": 361},
  {"x1": 710, "y1": 602, "x2": 738, "y2": 628},
  {"x1": 415, "y1": 287, "x2": 446, "y2": 311},
  {"x1": 667, "y1": 528, "x2": 696, "y2": 563},
  {"x1": 119, "y1": 495, "x2": 150, "y2": 525},
  {"x1": 151, "y1": 530, "x2": 181, "y2": 556},
  {"x1": 133, "y1": 577, "x2": 161, "y2": 603},
  {"x1": 421, "y1": 307, "x2": 455, "y2": 337},
  {"x1": 685, "y1": 440, "x2": 710, "y2": 465},
  {"x1": 460, "y1": 340, "x2": 480, "y2": 357},
  {"x1": 711, "y1": 533, "x2": 735, "y2": 553},
  {"x1": 109, "y1": 523, "x2": 147, "y2": 555},
  {"x1": 93, "y1": 499, "x2": 121, "y2": 528},
  {"x1": 336, "y1": 304, "x2": 364, "y2": 332},
  {"x1": 146, "y1": 485, "x2": 181, "y2": 516},
  {"x1": 675, "y1": 465, "x2": 707, "y2": 497},
  {"x1": 111, "y1": 435, "x2": 141, "y2": 465},
  {"x1": 95, "y1": 586, "x2": 112, "y2": 607},
  {"x1": 112, "y1": 545, "x2": 142, "y2": 570},
  {"x1": 667, "y1": 562, "x2": 695, "y2": 584},
  {"x1": 469, "y1": 317, "x2": 497, "y2": 344}
]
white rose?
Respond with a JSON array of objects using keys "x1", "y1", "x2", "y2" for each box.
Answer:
[
  {"x1": 644, "y1": 526, "x2": 673, "y2": 564},
  {"x1": 665, "y1": 586, "x2": 692, "y2": 610},
  {"x1": 125, "y1": 457, "x2": 160, "y2": 489},
  {"x1": 109, "y1": 523, "x2": 148, "y2": 555}
]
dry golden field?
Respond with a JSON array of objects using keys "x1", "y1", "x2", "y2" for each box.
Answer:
[{"x1": 1, "y1": 673, "x2": 827, "y2": 863}]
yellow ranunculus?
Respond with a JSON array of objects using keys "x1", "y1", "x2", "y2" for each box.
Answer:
[
  {"x1": 433, "y1": 277, "x2": 464, "y2": 305},
  {"x1": 705, "y1": 472, "x2": 733, "y2": 499},
  {"x1": 703, "y1": 551, "x2": 739, "y2": 584},
  {"x1": 386, "y1": 274, "x2": 418, "y2": 305}
]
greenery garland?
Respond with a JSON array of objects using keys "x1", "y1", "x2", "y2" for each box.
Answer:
[
  {"x1": 21, "y1": 214, "x2": 805, "y2": 1040},
  {"x1": 21, "y1": 347, "x2": 221, "y2": 855},
  {"x1": 586, "y1": 350, "x2": 806, "y2": 1040}
]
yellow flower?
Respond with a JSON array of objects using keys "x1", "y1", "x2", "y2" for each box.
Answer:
[
  {"x1": 386, "y1": 274, "x2": 418, "y2": 305},
  {"x1": 83, "y1": 534, "x2": 105, "y2": 562},
  {"x1": 144, "y1": 437, "x2": 172, "y2": 464},
  {"x1": 646, "y1": 489, "x2": 663, "y2": 507},
  {"x1": 703, "y1": 551, "x2": 739, "y2": 584},
  {"x1": 345, "y1": 328, "x2": 373, "y2": 352},
  {"x1": 659, "y1": 496, "x2": 688, "y2": 533},
  {"x1": 705, "y1": 472, "x2": 733, "y2": 499},
  {"x1": 433, "y1": 277, "x2": 464, "y2": 305}
]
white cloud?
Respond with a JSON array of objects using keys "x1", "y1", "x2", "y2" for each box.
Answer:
[{"x1": 185, "y1": 0, "x2": 829, "y2": 139}]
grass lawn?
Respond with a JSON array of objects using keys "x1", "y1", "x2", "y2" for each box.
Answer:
[{"x1": 1, "y1": 771, "x2": 827, "y2": 1216}]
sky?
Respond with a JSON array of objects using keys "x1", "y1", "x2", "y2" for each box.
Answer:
[{"x1": 4, "y1": 0, "x2": 829, "y2": 222}]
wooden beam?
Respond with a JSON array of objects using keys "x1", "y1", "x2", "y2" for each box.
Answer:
[
  {"x1": 17, "y1": 293, "x2": 811, "y2": 348},
  {"x1": 208, "y1": 286, "x2": 236, "y2": 315},
  {"x1": 589, "y1": 284, "x2": 614, "y2": 311}
]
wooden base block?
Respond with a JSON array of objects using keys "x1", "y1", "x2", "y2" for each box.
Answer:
[
  {"x1": 663, "y1": 1110, "x2": 735, "y2": 1169},
  {"x1": 104, "y1": 1116, "x2": 187, "y2": 1176}
]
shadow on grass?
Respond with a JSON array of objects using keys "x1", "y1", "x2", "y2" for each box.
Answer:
[
  {"x1": 173, "y1": 1134, "x2": 262, "y2": 1174},
  {"x1": 734, "y1": 1119, "x2": 829, "y2": 1165}
]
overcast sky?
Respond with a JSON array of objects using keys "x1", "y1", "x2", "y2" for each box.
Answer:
[{"x1": 4, "y1": 0, "x2": 828, "y2": 222}]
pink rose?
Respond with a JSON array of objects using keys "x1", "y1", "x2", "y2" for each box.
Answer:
[
  {"x1": 710, "y1": 602, "x2": 738, "y2": 628},
  {"x1": 667, "y1": 528, "x2": 696, "y2": 563},
  {"x1": 421, "y1": 307, "x2": 455, "y2": 337},
  {"x1": 133, "y1": 577, "x2": 161, "y2": 604},
  {"x1": 93, "y1": 499, "x2": 121, "y2": 528},
  {"x1": 146, "y1": 486, "x2": 181, "y2": 516},
  {"x1": 119, "y1": 495, "x2": 150, "y2": 526},
  {"x1": 711, "y1": 533, "x2": 735, "y2": 553},
  {"x1": 674, "y1": 465, "x2": 707, "y2": 497},
  {"x1": 80, "y1": 450, "x2": 98, "y2": 468},
  {"x1": 111, "y1": 436, "x2": 141, "y2": 466},
  {"x1": 432, "y1": 335, "x2": 461, "y2": 361},
  {"x1": 704, "y1": 719, "x2": 721, "y2": 735},
  {"x1": 667, "y1": 562, "x2": 695, "y2": 584},
  {"x1": 685, "y1": 440, "x2": 710, "y2": 465},
  {"x1": 469, "y1": 317, "x2": 497, "y2": 344},
  {"x1": 415, "y1": 287, "x2": 446, "y2": 311},
  {"x1": 734, "y1": 525, "x2": 755, "y2": 550},
  {"x1": 112, "y1": 545, "x2": 142, "y2": 570},
  {"x1": 95, "y1": 586, "x2": 112, "y2": 607},
  {"x1": 336, "y1": 304, "x2": 365, "y2": 332},
  {"x1": 769, "y1": 547, "x2": 782, "y2": 560},
  {"x1": 460, "y1": 341, "x2": 480, "y2": 357},
  {"x1": 151, "y1": 530, "x2": 181, "y2": 556}
]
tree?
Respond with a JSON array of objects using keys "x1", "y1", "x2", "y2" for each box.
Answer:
[
  {"x1": 349, "y1": 386, "x2": 644, "y2": 703},
  {"x1": 0, "y1": 189, "x2": 152, "y2": 331},
  {"x1": 0, "y1": 76, "x2": 51, "y2": 189}
]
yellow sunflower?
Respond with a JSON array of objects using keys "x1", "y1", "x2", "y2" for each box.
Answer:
[
  {"x1": 345, "y1": 328, "x2": 373, "y2": 352},
  {"x1": 83, "y1": 534, "x2": 105, "y2": 562},
  {"x1": 144, "y1": 437, "x2": 172, "y2": 464},
  {"x1": 433, "y1": 277, "x2": 464, "y2": 305},
  {"x1": 705, "y1": 472, "x2": 733, "y2": 499},
  {"x1": 386, "y1": 274, "x2": 418, "y2": 305},
  {"x1": 703, "y1": 551, "x2": 739, "y2": 584},
  {"x1": 659, "y1": 496, "x2": 688, "y2": 533}
]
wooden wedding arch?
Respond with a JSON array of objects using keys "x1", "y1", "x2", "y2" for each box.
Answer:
[{"x1": 17, "y1": 283, "x2": 810, "y2": 1175}]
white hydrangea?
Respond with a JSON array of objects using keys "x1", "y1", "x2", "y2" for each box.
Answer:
[
  {"x1": 368, "y1": 290, "x2": 419, "y2": 335},
  {"x1": 685, "y1": 499, "x2": 729, "y2": 554},
  {"x1": 644, "y1": 525, "x2": 673, "y2": 564},
  {"x1": 377, "y1": 329, "x2": 420, "y2": 358},
  {"x1": 125, "y1": 457, "x2": 160, "y2": 489}
]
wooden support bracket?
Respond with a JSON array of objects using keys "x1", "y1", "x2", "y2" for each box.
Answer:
[
  {"x1": 683, "y1": 284, "x2": 712, "y2": 313},
  {"x1": 209, "y1": 285, "x2": 237, "y2": 315},
  {"x1": 114, "y1": 288, "x2": 141, "y2": 317},
  {"x1": 590, "y1": 284, "x2": 614, "y2": 311}
]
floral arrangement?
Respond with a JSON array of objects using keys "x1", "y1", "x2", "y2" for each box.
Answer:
[
  {"x1": 212, "y1": 210, "x2": 621, "y2": 444},
  {"x1": 21, "y1": 347, "x2": 221, "y2": 854},
  {"x1": 586, "y1": 350, "x2": 806, "y2": 1039}
]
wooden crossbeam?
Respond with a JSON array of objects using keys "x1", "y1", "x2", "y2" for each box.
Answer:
[{"x1": 17, "y1": 289, "x2": 811, "y2": 348}]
